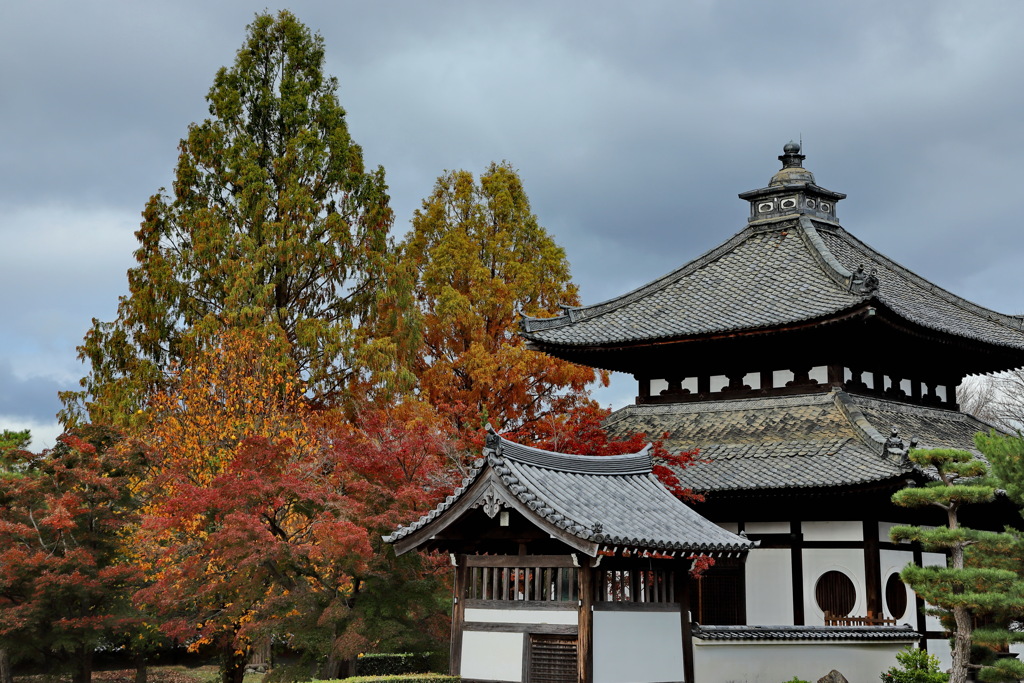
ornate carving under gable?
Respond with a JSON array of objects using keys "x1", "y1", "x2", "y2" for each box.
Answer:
[{"x1": 475, "y1": 483, "x2": 511, "y2": 518}]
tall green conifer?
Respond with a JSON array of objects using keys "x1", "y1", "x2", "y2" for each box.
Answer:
[{"x1": 61, "y1": 10, "x2": 402, "y2": 427}]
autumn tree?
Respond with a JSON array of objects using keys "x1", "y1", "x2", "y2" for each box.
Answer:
[
  {"x1": 61, "y1": 10, "x2": 405, "y2": 428},
  {"x1": 890, "y1": 448, "x2": 1024, "y2": 683},
  {"x1": 132, "y1": 329, "x2": 453, "y2": 681},
  {"x1": 0, "y1": 426, "x2": 143, "y2": 683},
  {"x1": 400, "y1": 162, "x2": 601, "y2": 438}
]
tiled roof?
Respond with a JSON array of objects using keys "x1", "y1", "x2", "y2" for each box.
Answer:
[
  {"x1": 603, "y1": 390, "x2": 995, "y2": 493},
  {"x1": 521, "y1": 218, "x2": 1024, "y2": 351},
  {"x1": 384, "y1": 430, "x2": 755, "y2": 556},
  {"x1": 693, "y1": 624, "x2": 920, "y2": 641}
]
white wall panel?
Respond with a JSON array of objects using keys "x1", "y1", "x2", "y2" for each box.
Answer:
[
  {"x1": 693, "y1": 639, "x2": 913, "y2": 683},
  {"x1": 593, "y1": 610, "x2": 683, "y2": 683},
  {"x1": 464, "y1": 608, "x2": 577, "y2": 624},
  {"x1": 802, "y1": 521, "x2": 863, "y2": 542},
  {"x1": 921, "y1": 552, "x2": 947, "y2": 632},
  {"x1": 745, "y1": 548, "x2": 793, "y2": 624},
  {"x1": 879, "y1": 549, "x2": 916, "y2": 623},
  {"x1": 745, "y1": 521, "x2": 790, "y2": 534},
  {"x1": 461, "y1": 631, "x2": 523, "y2": 682},
  {"x1": 802, "y1": 548, "x2": 865, "y2": 624}
]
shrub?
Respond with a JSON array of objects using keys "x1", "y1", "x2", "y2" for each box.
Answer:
[
  {"x1": 880, "y1": 646, "x2": 948, "y2": 683},
  {"x1": 330, "y1": 675, "x2": 459, "y2": 683},
  {"x1": 355, "y1": 653, "x2": 435, "y2": 676}
]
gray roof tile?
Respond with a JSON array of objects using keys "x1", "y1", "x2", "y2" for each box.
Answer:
[
  {"x1": 603, "y1": 391, "x2": 996, "y2": 492},
  {"x1": 385, "y1": 433, "x2": 755, "y2": 554},
  {"x1": 522, "y1": 219, "x2": 1024, "y2": 351}
]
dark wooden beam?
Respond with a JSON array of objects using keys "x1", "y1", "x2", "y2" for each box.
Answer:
[
  {"x1": 450, "y1": 556, "x2": 467, "y2": 676},
  {"x1": 863, "y1": 519, "x2": 882, "y2": 618},
  {"x1": 677, "y1": 564, "x2": 695, "y2": 683},
  {"x1": 578, "y1": 563, "x2": 593, "y2": 683},
  {"x1": 791, "y1": 521, "x2": 804, "y2": 625}
]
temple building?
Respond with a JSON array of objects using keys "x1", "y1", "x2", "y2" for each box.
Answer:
[
  {"x1": 518, "y1": 142, "x2": 1024, "y2": 679},
  {"x1": 386, "y1": 428, "x2": 756, "y2": 683}
]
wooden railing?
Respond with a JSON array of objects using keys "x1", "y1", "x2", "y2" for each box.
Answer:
[{"x1": 824, "y1": 611, "x2": 896, "y2": 626}]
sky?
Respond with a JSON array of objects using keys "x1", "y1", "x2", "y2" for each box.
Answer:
[{"x1": 3, "y1": 1, "x2": 1024, "y2": 449}]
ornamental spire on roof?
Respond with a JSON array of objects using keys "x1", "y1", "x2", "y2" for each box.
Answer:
[{"x1": 738, "y1": 141, "x2": 846, "y2": 224}]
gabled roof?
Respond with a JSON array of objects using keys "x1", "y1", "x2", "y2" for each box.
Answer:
[
  {"x1": 384, "y1": 429, "x2": 755, "y2": 557},
  {"x1": 520, "y1": 216, "x2": 1024, "y2": 353},
  {"x1": 603, "y1": 390, "x2": 996, "y2": 493}
]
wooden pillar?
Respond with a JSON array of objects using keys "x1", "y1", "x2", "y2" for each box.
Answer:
[
  {"x1": 676, "y1": 564, "x2": 695, "y2": 683},
  {"x1": 827, "y1": 364, "x2": 843, "y2": 388},
  {"x1": 578, "y1": 563, "x2": 594, "y2": 683},
  {"x1": 450, "y1": 556, "x2": 467, "y2": 676},
  {"x1": 790, "y1": 521, "x2": 804, "y2": 625},
  {"x1": 913, "y1": 545, "x2": 928, "y2": 651},
  {"x1": 863, "y1": 520, "x2": 882, "y2": 618}
]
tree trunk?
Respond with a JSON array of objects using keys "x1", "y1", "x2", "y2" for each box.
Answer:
[
  {"x1": 319, "y1": 656, "x2": 342, "y2": 680},
  {"x1": 133, "y1": 650, "x2": 148, "y2": 683},
  {"x1": 221, "y1": 642, "x2": 247, "y2": 683},
  {"x1": 0, "y1": 648, "x2": 13, "y2": 683},
  {"x1": 72, "y1": 644, "x2": 93, "y2": 683}
]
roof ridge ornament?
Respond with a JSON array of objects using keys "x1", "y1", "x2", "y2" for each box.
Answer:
[{"x1": 849, "y1": 264, "x2": 880, "y2": 295}]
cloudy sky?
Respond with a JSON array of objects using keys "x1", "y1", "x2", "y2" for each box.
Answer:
[{"x1": 3, "y1": 1, "x2": 1023, "y2": 449}]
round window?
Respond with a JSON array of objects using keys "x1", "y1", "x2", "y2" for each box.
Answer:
[
  {"x1": 885, "y1": 573, "x2": 908, "y2": 620},
  {"x1": 815, "y1": 570, "x2": 856, "y2": 617}
]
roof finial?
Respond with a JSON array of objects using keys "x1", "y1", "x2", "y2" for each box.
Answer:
[{"x1": 779, "y1": 140, "x2": 805, "y2": 169}]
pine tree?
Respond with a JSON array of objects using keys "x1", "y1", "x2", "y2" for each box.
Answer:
[
  {"x1": 890, "y1": 448, "x2": 1024, "y2": 683},
  {"x1": 61, "y1": 10, "x2": 401, "y2": 428}
]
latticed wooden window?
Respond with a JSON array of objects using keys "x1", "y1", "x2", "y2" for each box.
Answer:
[
  {"x1": 594, "y1": 567, "x2": 676, "y2": 603},
  {"x1": 465, "y1": 566, "x2": 578, "y2": 602},
  {"x1": 528, "y1": 634, "x2": 577, "y2": 683},
  {"x1": 690, "y1": 562, "x2": 745, "y2": 624}
]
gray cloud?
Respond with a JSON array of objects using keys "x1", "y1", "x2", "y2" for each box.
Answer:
[{"x1": 3, "y1": 0, "x2": 1024, "y2": 429}]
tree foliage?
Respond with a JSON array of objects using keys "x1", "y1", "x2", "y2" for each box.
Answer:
[
  {"x1": 130, "y1": 329, "x2": 452, "y2": 681},
  {"x1": 0, "y1": 426, "x2": 143, "y2": 683},
  {"x1": 890, "y1": 448, "x2": 1024, "y2": 683},
  {"x1": 62, "y1": 9, "x2": 401, "y2": 428},
  {"x1": 400, "y1": 162, "x2": 602, "y2": 436}
]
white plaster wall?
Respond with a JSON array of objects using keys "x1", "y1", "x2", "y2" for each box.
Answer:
[
  {"x1": 692, "y1": 640, "x2": 912, "y2": 683},
  {"x1": 745, "y1": 521, "x2": 790, "y2": 534},
  {"x1": 802, "y1": 548, "x2": 865, "y2": 624},
  {"x1": 921, "y1": 552, "x2": 946, "y2": 633},
  {"x1": 464, "y1": 607, "x2": 577, "y2": 624},
  {"x1": 461, "y1": 631, "x2": 523, "y2": 682},
  {"x1": 928, "y1": 637, "x2": 952, "y2": 672},
  {"x1": 593, "y1": 610, "x2": 683, "y2": 683},
  {"x1": 878, "y1": 521, "x2": 912, "y2": 545},
  {"x1": 745, "y1": 548, "x2": 793, "y2": 624},
  {"x1": 879, "y1": 549, "x2": 916, "y2": 623},
  {"x1": 802, "y1": 521, "x2": 863, "y2": 542}
]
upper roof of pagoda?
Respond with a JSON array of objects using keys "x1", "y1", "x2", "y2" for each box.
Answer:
[
  {"x1": 384, "y1": 427, "x2": 755, "y2": 557},
  {"x1": 520, "y1": 144, "x2": 1024, "y2": 356}
]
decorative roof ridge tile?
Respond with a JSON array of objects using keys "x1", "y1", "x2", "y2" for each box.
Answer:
[
  {"x1": 521, "y1": 224, "x2": 760, "y2": 335},
  {"x1": 693, "y1": 624, "x2": 920, "y2": 641},
  {"x1": 832, "y1": 226, "x2": 1024, "y2": 331},
  {"x1": 494, "y1": 437, "x2": 652, "y2": 475},
  {"x1": 845, "y1": 393, "x2": 980, "y2": 421},
  {"x1": 797, "y1": 216, "x2": 857, "y2": 292},
  {"x1": 832, "y1": 391, "x2": 887, "y2": 449},
  {"x1": 603, "y1": 392, "x2": 836, "y2": 427}
]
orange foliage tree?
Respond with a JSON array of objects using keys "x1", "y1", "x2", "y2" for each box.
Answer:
[
  {"x1": 399, "y1": 162, "x2": 603, "y2": 439},
  {"x1": 131, "y1": 328, "x2": 454, "y2": 681}
]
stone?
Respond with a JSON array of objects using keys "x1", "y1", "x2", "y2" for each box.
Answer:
[{"x1": 817, "y1": 670, "x2": 848, "y2": 683}]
